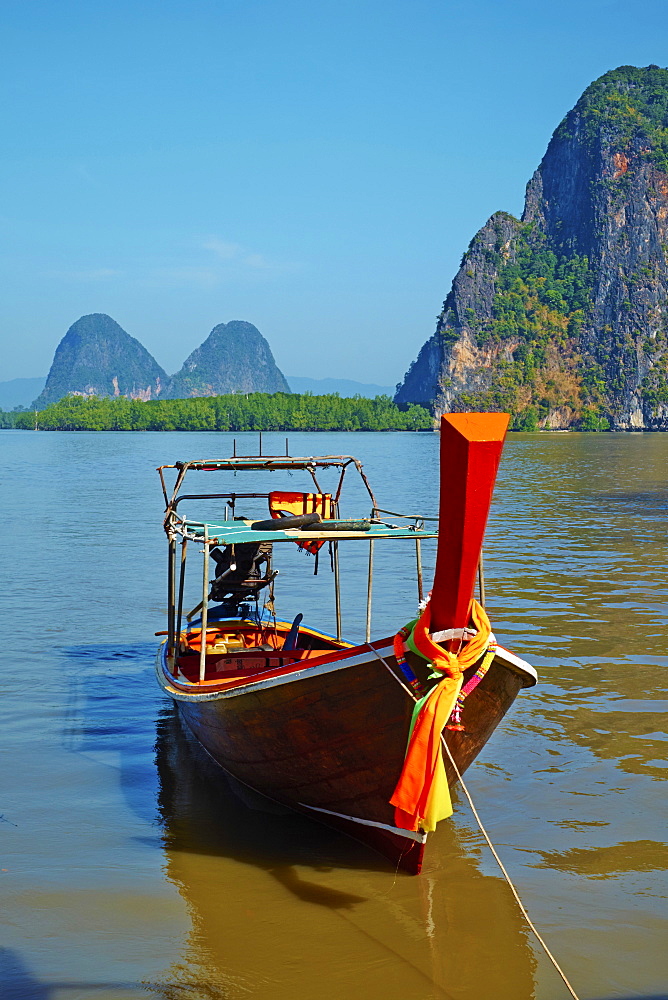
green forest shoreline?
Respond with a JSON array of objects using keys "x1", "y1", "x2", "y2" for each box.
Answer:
[
  {"x1": 1, "y1": 392, "x2": 433, "y2": 432},
  {"x1": 0, "y1": 391, "x2": 619, "y2": 432}
]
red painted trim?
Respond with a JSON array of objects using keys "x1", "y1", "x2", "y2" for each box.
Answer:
[{"x1": 163, "y1": 635, "x2": 396, "y2": 694}]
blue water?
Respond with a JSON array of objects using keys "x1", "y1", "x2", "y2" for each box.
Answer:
[{"x1": 2, "y1": 429, "x2": 667, "y2": 999}]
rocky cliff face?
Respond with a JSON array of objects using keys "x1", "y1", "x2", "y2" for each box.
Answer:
[
  {"x1": 396, "y1": 65, "x2": 668, "y2": 430},
  {"x1": 34, "y1": 314, "x2": 167, "y2": 408},
  {"x1": 396, "y1": 213, "x2": 524, "y2": 408},
  {"x1": 166, "y1": 321, "x2": 290, "y2": 398}
]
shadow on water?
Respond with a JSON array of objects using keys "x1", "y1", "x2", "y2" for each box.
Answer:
[
  {"x1": 586, "y1": 488, "x2": 668, "y2": 517},
  {"x1": 62, "y1": 642, "x2": 387, "y2": 883},
  {"x1": 0, "y1": 947, "x2": 140, "y2": 999},
  {"x1": 153, "y1": 702, "x2": 394, "y2": 884},
  {"x1": 61, "y1": 642, "x2": 165, "y2": 823}
]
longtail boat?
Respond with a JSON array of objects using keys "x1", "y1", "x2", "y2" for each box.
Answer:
[{"x1": 155, "y1": 414, "x2": 536, "y2": 874}]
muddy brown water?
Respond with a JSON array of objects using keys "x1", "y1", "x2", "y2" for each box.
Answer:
[{"x1": 2, "y1": 430, "x2": 666, "y2": 999}]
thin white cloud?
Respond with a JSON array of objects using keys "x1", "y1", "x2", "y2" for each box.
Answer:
[
  {"x1": 201, "y1": 235, "x2": 300, "y2": 274},
  {"x1": 244, "y1": 252, "x2": 271, "y2": 269},
  {"x1": 60, "y1": 267, "x2": 122, "y2": 281},
  {"x1": 48, "y1": 236, "x2": 300, "y2": 290},
  {"x1": 201, "y1": 237, "x2": 245, "y2": 260}
]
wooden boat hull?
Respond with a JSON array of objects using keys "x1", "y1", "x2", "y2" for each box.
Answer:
[{"x1": 157, "y1": 635, "x2": 535, "y2": 874}]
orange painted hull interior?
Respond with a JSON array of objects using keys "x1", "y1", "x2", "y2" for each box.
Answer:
[{"x1": 175, "y1": 620, "x2": 349, "y2": 684}]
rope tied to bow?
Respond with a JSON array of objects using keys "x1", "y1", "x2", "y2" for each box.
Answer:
[{"x1": 390, "y1": 598, "x2": 493, "y2": 833}]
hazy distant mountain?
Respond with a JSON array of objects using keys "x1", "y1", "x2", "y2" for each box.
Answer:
[
  {"x1": 34, "y1": 314, "x2": 167, "y2": 408},
  {"x1": 166, "y1": 320, "x2": 290, "y2": 397},
  {"x1": 1, "y1": 373, "x2": 395, "y2": 410},
  {"x1": 20, "y1": 315, "x2": 391, "y2": 410},
  {"x1": 286, "y1": 376, "x2": 395, "y2": 398},
  {"x1": 0, "y1": 377, "x2": 46, "y2": 410}
]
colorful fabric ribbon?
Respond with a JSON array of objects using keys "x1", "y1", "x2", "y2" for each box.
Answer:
[
  {"x1": 389, "y1": 598, "x2": 492, "y2": 833},
  {"x1": 392, "y1": 624, "x2": 424, "y2": 696}
]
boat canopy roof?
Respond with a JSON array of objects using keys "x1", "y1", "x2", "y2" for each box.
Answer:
[
  {"x1": 168, "y1": 456, "x2": 362, "y2": 472},
  {"x1": 180, "y1": 518, "x2": 437, "y2": 546},
  {"x1": 159, "y1": 447, "x2": 438, "y2": 544},
  {"x1": 158, "y1": 454, "x2": 373, "y2": 508}
]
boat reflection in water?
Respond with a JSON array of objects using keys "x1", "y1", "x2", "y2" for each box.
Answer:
[{"x1": 152, "y1": 705, "x2": 538, "y2": 1000}]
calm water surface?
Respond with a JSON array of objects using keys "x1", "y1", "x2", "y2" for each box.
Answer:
[{"x1": 2, "y1": 430, "x2": 667, "y2": 1000}]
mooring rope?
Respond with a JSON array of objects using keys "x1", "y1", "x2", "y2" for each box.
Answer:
[
  {"x1": 364, "y1": 642, "x2": 422, "y2": 701},
  {"x1": 440, "y1": 737, "x2": 582, "y2": 1000},
  {"x1": 367, "y1": 637, "x2": 581, "y2": 998}
]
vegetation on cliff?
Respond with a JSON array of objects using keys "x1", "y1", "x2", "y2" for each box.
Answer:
[
  {"x1": 166, "y1": 321, "x2": 290, "y2": 398},
  {"x1": 396, "y1": 65, "x2": 668, "y2": 431},
  {"x1": 455, "y1": 226, "x2": 602, "y2": 428},
  {"x1": 7, "y1": 392, "x2": 431, "y2": 432},
  {"x1": 33, "y1": 316, "x2": 291, "y2": 408},
  {"x1": 558, "y1": 64, "x2": 668, "y2": 174},
  {"x1": 34, "y1": 314, "x2": 167, "y2": 408}
]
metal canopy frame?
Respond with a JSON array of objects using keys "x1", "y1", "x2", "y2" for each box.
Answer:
[
  {"x1": 158, "y1": 444, "x2": 439, "y2": 666},
  {"x1": 158, "y1": 453, "x2": 378, "y2": 511}
]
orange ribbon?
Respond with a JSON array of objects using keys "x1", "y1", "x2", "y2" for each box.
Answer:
[{"x1": 390, "y1": 599, "x2": 492, "y2": 832}]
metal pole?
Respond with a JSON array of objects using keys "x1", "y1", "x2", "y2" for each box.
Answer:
[
  {"x1": 333, "y1": 540, "x2": 342, "y2": 642},
  {"x1": 167, "y1": 536, "x2": 176, "y2": 662},
  {"x1": 365, "y1": 539, "x2": 374, "y2": 643},
  {"x1": 415, "y1": 537, "x2": 424, "y2": 604},
  {"x1": 199, "y1": 527, "x2": 209, "y2": 682},
  {"x1": 478, "y1": 550, "x2": 486, "y2": 607},
  {"x1": 175, "y1": 538, "x2": 187, "y2": 674}
]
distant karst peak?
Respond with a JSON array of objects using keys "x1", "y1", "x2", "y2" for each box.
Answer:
[
  {"x1": 34, "y1": 315, "x2": 290, "y2": 407},
  {"x1": 165, "y1": 320, "x2": 290, "y2": 398},
  {"x1": 34, "y1": 313, "x2": 167, "y2": 408}
]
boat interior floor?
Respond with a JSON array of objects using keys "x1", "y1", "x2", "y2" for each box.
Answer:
[{"x1": 175, "y1": 621, "x2": 348, "y2": 683}]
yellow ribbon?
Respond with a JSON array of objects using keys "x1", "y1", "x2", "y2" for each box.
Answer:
[{"x1": 390, "y1": 599, "x2": 492, "y2": 832}]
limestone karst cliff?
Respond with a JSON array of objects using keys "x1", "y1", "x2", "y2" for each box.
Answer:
[
  {"x1": 34, "y1": 314, "x2": 167, "y2": 408},
  {"x1": 165, "y1": 321, "x2": 290, "y2": 398},
  {"x1": 395, "y1": 65, "x2": 668, "y2": 430}
]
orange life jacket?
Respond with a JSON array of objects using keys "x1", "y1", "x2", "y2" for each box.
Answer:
[{"x1": 268, "y1": 491, "x2": 332, "y2": 555}]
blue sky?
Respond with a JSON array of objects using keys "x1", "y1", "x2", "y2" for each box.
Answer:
[{"x1": 1, "y1": 0, "x2": 666, "y2": 385}]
